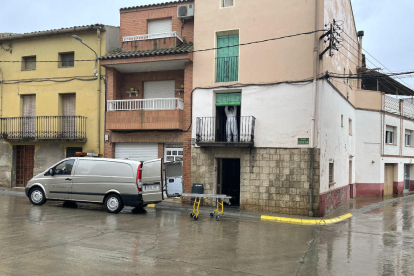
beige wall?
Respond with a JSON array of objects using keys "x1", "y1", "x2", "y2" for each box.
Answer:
[
  {"x1": 193, "y1": 0, "x2": 321, "y2": 88},
  {"x1": 355, "y1": 90, "x2": 382, "y2": 110}
]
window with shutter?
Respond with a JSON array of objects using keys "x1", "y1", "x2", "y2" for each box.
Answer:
[
  {"x1": 223, "y1": 0, "x2": 234, "y2": 7},
  {"x1": 329, "y1": 163, "x2": 334, "y2": 184},
  {"x1": 62, "y1": 95, "x2": 76, "y2": 138},
  {"x1": 216, "y1": 93, "x2": 241, "y2": 106},
  {"x1": 405, "y1": 129, "x2": 412, "y2": 147},
  {"x1": 216, "y1": 35, "x2": 239, "y2": 82},
  {"x1": 385, "y1": 125, "x2": 395, "y2": 144},
  {"x1": 22, "y1": 56, "x2": 36, "y2": 71},
  {"x1": 59, "y1": 52, "x2": 74, "y2": 67},
  {"x1": 22, "y1": 95, "x2": 36, "y2": 138},
  {"x1": 148, "y1": 19, "x2": 172, "y2": 35}
]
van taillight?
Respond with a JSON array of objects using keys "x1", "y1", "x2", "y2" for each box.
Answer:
[{"x1": 136, "y1": 164, "x2": 142, "y2": 192}]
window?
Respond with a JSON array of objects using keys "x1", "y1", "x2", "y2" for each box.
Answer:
[
  {"x1": 22, "y1": 56, "x2": 36, "y2": 71},
  {"x1": 52, "y1": 159, "x2": 75, "y2": 175},
  {"x1": 385, "y1": 125, "x2": 395, "y2": 145},
  {"x1": 148, "y1": 18, "x2": 172, "y2": 35},
  {"x1": 405, "y1": 129, "x2": 412, "y2": 147},
  {"x1": 216, "y1": 34, "x2": 239, "y2": 82},
  {"x1": 165, "y1": 146, "x2": 183, "y2": 162},
  {"x1": 329, "y1": 162, "x2": 334, "y2": 185},
  {"x1": 341, "y1": 115, "x2": 343, "y2": 127},
  {"x1": 59, "y1": 52, "x2": 74, "y2": 68},
  {"x1": 349, "y1": 119, "x2": 352, "y2": 135},
  {"x1": 66, "y1": 147, "x2": 82, "y2": 158},
  {"x1": 76, "y1": 160, "x2": 133, "y2": 177},
  {"x1": 223, "y1": 0, "x2": 234, "y2": 7}
]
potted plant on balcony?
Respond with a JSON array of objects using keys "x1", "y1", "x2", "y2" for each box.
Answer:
[{"x1": 130, "y1": 87, "x2": 135, "y2": 91}]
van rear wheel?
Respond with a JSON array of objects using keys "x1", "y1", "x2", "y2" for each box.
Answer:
[
  {"x1": 105, "y1": 194, "x2": 124, "y2": 214},
  {"x1": 29, "y1": 187, "x2": 46, "y2": 205}
]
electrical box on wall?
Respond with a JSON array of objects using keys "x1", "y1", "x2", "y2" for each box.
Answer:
[{"x1": 177, "y1": 4, "x2": 194, "y2": 19}]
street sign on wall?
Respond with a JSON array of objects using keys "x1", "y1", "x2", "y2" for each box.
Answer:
[{"x1": 298, "y1": 138, "x2": 309, "y2": 145}]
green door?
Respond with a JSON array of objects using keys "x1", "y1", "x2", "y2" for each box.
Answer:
[{"x1": 217, "y1": 35, "x2": 239, "y2": 82}]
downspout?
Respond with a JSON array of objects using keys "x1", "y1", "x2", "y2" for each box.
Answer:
[
  {"x1": 309, "y1": 0, "x2": 321, "y2": 217},
  {"x1": 97, "y1": 29, "x2": 101, "y2": 154}
]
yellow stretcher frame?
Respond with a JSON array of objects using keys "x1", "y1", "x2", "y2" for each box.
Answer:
[{"x1": 180, "y1": 193, "x2": 232, "y2": 221}]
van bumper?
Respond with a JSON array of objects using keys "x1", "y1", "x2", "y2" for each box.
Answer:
[{"x1": 120, "y1": 194, "x2": 144, "y2": 207}]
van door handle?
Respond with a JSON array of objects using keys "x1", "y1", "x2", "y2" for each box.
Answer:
[{"x1": 65, "y1": 178, "x2": 72, "y2": 181}]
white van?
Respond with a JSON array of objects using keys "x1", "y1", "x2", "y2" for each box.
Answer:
[{"x1": 24, "y1": 157, "x2": 180, "y2": 213}]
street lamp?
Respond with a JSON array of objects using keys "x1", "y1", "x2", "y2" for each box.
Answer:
[{"x1": 72, "y1": 35, "x2": 98, "y2": 76}]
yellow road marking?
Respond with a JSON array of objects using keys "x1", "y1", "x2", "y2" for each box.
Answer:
[{"x1": 261, "y1": 213, "x2": 353, "y2": 225}]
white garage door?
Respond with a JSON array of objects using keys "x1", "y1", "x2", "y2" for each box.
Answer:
[
  {"x1": 148, "y1": 19, "x2": 172, "y2": 34},
  {"x1": 115, "y1": 143, "x2": 158, "y2": 162},
  {"x1": 144, "y1": 80, "x2": 175, "y2": 99}
]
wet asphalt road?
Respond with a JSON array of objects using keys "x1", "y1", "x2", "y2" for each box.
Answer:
[{"x1": 0, "y1": 192, "x2": 414, "y2": 276}]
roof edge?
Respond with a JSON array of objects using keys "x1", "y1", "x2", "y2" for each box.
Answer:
[
  {"x1": 121, "y1": 0, "x2": 193, "y2": 11},
  {"x1": 0, "y1": 24, "x2": 109, "y2": 41}
]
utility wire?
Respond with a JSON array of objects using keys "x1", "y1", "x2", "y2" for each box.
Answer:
[
  {"x1": 0, "y1": 59, "x2": 95, "y2": 63},
  {"x1": 343, "y1": 31, "x2": 414, "y2": 90},
  {"x1": 1, "y1": 75, "x2": 98, "y2": 84}
]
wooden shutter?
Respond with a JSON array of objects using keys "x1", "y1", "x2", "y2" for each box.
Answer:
[
  {"x1": 148, "y1": 19, "x2": 172, "y2": 34},
  {"x1": 23, "y1": 95, "x2": 36, "y2": 117},
  {"x1": 62, "y1": 95, "x2": 76, "y2": 116},
  {"x1": 216, "y1": 93, "x2": 241, "y2": 106},
  {"x1": 217, "y1": 35, "x2": 239, "y2": 82}
]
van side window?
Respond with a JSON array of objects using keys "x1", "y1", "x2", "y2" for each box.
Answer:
[
  {"x1": 76, "y1": 160, "x2": 133, "y2": 177},
  {"x1": 54, "y1": 160, "x2": 75, "y2": 175}
]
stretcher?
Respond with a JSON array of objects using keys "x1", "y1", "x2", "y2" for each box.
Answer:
[{"x1": 180, "y1": 193, "x2": 232, "y2": 221}]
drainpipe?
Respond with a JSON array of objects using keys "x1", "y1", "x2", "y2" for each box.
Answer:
[
  {"x1": 309, "y1": 0, "x2": 320, "y2": 217},
  {"x1": 97, "y1": 29, "x2": 101, "y2": 154}
]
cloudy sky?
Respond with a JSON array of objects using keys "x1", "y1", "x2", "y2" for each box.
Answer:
[{"x1": 1, "y1": 0, "x2": 413, "y2": 88}]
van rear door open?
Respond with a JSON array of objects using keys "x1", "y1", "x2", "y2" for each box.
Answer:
[
  {"x1": 141, "y1": 158, "x2": 163, "y2": 203},
  {"x1": 165, "y1": 162, "x2": 183, "y2": 196}
]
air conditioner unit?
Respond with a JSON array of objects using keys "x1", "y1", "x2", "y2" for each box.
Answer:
[{"x1": 177, "y1": 4, "x2": 194, "y2": 20}]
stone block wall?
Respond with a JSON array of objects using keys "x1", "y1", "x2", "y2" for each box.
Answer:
[{"x1": 191, "y1": 147, "x2": 321, "y2": 216}]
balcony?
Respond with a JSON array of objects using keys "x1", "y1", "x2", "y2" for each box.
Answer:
[
  {"x1": 384, "y1": 95, "x2": 414, "y2": 119},
  {"x1": 0, "y1": 116, "x2": 87, "y2": 141},
  {"x1": 122, "y1": 31, "x2": 184, "y2": 52},
  {"x1": 106, "y1": 98, "x2": 184, "y2": 131},
  {"x1": 196, "y1": 116, "x2": 256, "y2": 147}
]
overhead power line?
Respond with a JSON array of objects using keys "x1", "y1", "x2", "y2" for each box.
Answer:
[
  {"x1": 0, "y1": 59, "x2": 95, "y2": 63},
  {"x1": 1, "y1": 75, "x2": 98, "y2": 84}
]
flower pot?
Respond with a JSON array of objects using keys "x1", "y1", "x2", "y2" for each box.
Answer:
[{"x1": 130, "y1": 88, "x2": 135, "y2": 91}]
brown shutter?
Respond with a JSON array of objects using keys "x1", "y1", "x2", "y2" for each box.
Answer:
[
  {"x1": 23, "y1": 95, "x2": 36, "y2": 117},
  {"x1": 25, "y1": 57, "x2": 36, "y2": 70},
  {"x1": 62, "y1": 95, "x2": 76, "y2": 138}
]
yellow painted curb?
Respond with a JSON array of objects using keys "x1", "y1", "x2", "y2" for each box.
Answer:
[
  {"x1": 146, "y1": 204, "x2": 156, "y2": 209},
  {"x1": 261, "y1": 213, "x2": 353, "y2": 225}
]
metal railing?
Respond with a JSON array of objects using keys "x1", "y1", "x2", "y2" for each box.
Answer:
[
  {"x1": 216, "y1": 56, "x2": 239, "y2": 83},
  {"x1": 107, "y1": 98, "x2": 184, "y2": 111},
  {"x1": 196, "y1": 116, "x2": 256, "y2": 143},
  {"x1": 122, "y1": 31, "x2": 184, "y2": 42},
  {"x1": 0, "y1": 116, "x2": 87, "y2": 140}
]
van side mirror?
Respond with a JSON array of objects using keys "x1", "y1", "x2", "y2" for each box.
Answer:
[{"x1": 49, "y1": 168, "x2": 54, "y2": 176}]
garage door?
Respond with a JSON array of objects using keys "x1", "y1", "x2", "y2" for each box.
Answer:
[
  {"x1": 115, "y1": 143, "x2": 158, "y2": 162},
  {"x1": 144, "y1": 80, "x2": 175, "y2": 99}
]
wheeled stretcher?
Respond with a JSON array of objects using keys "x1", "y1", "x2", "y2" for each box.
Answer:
[{"x1": 180, "y1": 193, "x2": 232, "y2": 221}]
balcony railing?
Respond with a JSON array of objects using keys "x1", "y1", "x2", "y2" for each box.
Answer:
[
  {"x1": 0, "y1": 116, "x2": 87, "y2": 140},
  {"x1": 196, "y1": 116, "x2": 256, "y2": 145},
  {"x1": 122, "y1": 31, "x2": 184, "y2": 43},
  {"x1": 107, "y1": 98, "x2": 184, "y2": 111},
  {"x1": 216, "y1": 56, "x2": 239, "y2": 83}
]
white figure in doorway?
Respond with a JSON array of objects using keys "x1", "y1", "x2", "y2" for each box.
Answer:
[{"x1": 225, "y1": 106, "x2": 238, "y2": 142}]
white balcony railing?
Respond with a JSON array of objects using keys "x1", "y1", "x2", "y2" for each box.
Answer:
[
  {"x1": 107, "y1": 98, "x2": 184, "y2": 111},
  {"x1": 122, "y1": 31, "x2": 184, "y2": 43}
]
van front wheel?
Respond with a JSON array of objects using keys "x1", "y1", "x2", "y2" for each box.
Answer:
[
  {"x1": 29, "y1": 187, "x2": 46, "y2": 205},
  {"x1": 105, "y1": 194, "x2": 124, "y2": 214}
]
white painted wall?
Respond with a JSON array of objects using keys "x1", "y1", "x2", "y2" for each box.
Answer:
[
  {"x1": 355, "y1": 110, "x2": 381, "y2": 183},
  {"x1": 317, "y1": 81, "x2": 355, "y2": 193},
  {"x1": 384, "y1": 115, "x2": 400, "y2": 156},
  {"x1": 192, "y1": 83, "x2": 314, "y2": 148},
  {"x1": 402, "y1": 119, "x2": 414, "y2": 156}
]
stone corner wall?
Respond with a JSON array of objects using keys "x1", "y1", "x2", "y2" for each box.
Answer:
[
  {"x1": 0, "y1": 143, "x2": 12, "y2": 187},
  {"x1": 191, "y1": 146, "x2": 321, "y2": 217}
]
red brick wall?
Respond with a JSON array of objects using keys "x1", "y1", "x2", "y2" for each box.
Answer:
[
  {"x1": 120, "y1": 2, "x2": 194, "y2": 45},
  {"x1": 106, "y1": 110, "x2": 183, "y2": 130},
  {"x1": 111, "y1": 131, "x2": 183, "y2": 143},
  {"x1": 182, "y1": 62, "x2": 193, "y2": 193},
  {"x1": 119, "y1": 70, "x2": 184, "y2": 100},
  {"x1": 158, "y1": 143, "x2": 164, "y2": 159},
  {"x1": 319, "y1": 185, "x2": 350, "y2": 217}
]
